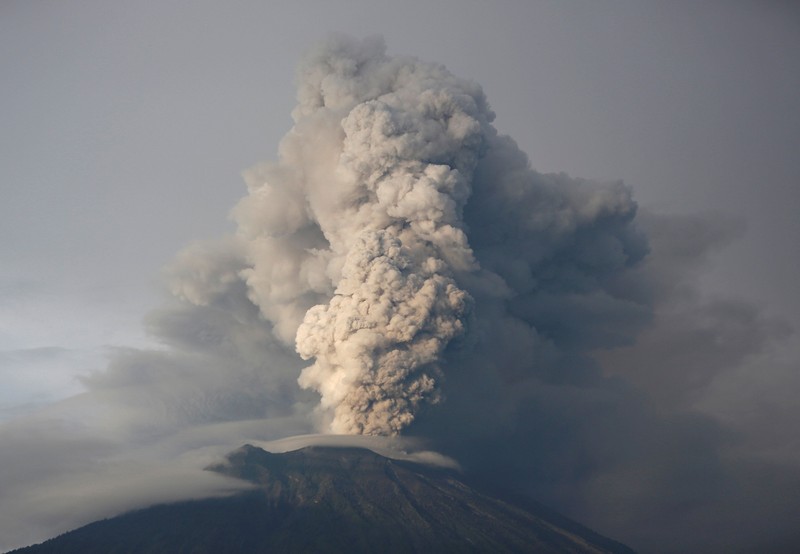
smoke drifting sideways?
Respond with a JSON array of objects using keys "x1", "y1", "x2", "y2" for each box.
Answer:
[{"x1": 1, "y1": 36, "x2": 798, "y2": 554}]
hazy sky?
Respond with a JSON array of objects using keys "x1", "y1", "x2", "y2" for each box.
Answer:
[{"x1": 2, "y1": 1, "x2": 799, "y2": 552}]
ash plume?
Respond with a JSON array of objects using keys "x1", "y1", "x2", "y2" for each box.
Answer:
[
  {"x1": 216, "y1": 36, "x2": 645, "y2": 436},
  {"x1": 229, "y1": 36, "x2": 493, "y2": 434}
]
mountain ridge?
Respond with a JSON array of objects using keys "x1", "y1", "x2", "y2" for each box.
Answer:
[{"x1": 9, "y1": 445, "x2": 635, "y2": 553}]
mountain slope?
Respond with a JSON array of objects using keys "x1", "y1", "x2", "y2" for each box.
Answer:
[{"x1": 10, "y1": 445, "x2": 635, "y2": 553}]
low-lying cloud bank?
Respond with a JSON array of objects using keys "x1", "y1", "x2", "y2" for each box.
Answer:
[{"x1": 1, "y1": 36, "x2": 798, "y2": 553}]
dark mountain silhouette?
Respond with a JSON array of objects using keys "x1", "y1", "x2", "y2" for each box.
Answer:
[{"x1": 9, "y1": 445, "x2": 635, "y2": 553}]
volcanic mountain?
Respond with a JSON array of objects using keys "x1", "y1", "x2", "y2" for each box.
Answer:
[{"x1": 10, "y1": 445, "x2": 635, "y2": 553}]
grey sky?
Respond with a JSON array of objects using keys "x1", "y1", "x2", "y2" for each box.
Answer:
[{"x1": 1, "y1": 1, "x2": 799, "y2": 552}]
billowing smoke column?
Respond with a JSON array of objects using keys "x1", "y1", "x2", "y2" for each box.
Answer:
[
  {"x1": 201, "y1": 35, "x2": 643, "y2": 436},
  {"x1": 231, "y1": 37, "x2": 493, "y2": 435}
]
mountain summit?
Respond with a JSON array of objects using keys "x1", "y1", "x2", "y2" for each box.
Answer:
[{"x1": 11, "y1": 445, "x2": 634, "y2": 553}]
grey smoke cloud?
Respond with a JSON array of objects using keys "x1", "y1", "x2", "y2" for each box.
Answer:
[
  {"x1": 408, "y1": 205, "x2": 798, "y2": 552},
  {"x1": 1, "y1": 34, "x2": 798, "y2": 554},
  {"x1": 212, "y1": 36, "x2": 649, "y2": 435},
  {"x1": 230, "y1": 37, "x2": 492, "y2": 434}
]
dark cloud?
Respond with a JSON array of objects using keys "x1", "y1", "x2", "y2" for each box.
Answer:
[
  {"x1": 410, "y1": 203, "x2": 798, "y2": 552},
  {"x1": 597, "y1": 211, "x2": 791, "y2": 409}
]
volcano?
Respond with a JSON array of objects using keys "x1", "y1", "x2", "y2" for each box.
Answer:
[{"x1": 10, "y1": 445, "x2": 634, "y2": 553}]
